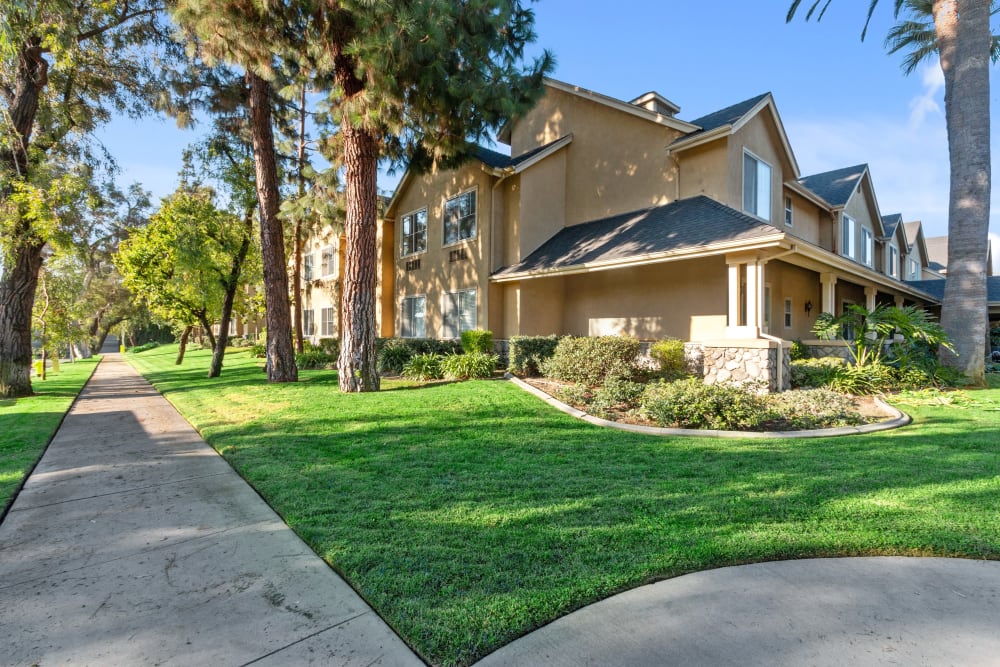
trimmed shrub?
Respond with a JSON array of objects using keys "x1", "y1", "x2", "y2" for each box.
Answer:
[
  {"x1": 378, "y1": 338, "x2": 414, "y2": 375},
  {"x1": 296, "y1": 349, "x2": 337, "y2": 369},
  {"x1": 789, "y1": 339, "x2": 809, "y2": 361},
  {"x1": 591, "y1": 376, "x2": 645, "y2": 416},
  {"x1": 229, "y1": 336, "x2": 253, "y2": 348},
  {"x1": 640, "y1": 378, "x2": 770, "y2": 430},
  {"x1": 460, "y1": 329, "x2": 494, "y2": 354},
  {"x1": 402, "y1": 353, "x2": 444, "y2": 380},
  {"x1": 554, "y1": 383, "x2": 591, "y2": 407},
  {"x1": 790, "y1": 357, "x2": 846, "y2": 389},
  {"x1": 441, "y1": 352, "x2": 497, "y2": 380},
  {"x1": 508, "y1": 335, "x2": 560, "y2": 376},
  {"x1": 248, "y1": 343, "x2": 266, "y2": 358},
  {"x1": 542, "y1": 335, "x2": 641, "y2": 386},
  {"x1": 649, "y1": 338, "x2": 687, "y2": 379},
  {"x1": 316, "y1": 337, "x2": 340, "y2": 356},
  {"x1": 127, "y1": 341, "x2": 160, "y2": 354}
]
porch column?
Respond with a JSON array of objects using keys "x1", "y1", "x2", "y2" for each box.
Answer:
[
  {"x1": 727, "y1": 262, "x2": 740, "y2": 328},
  {"x1": 746, "y1": 260, "x2": 763, "y2": 333},
  {"x1": 894, "y1": 295, "x2": 905, "y2": 308},
  {"x1": 864, "y1": 285, "x2": 878, "y2": 311},
  {"x1": 820, "y1": 272, "x2": 837, "y2": 314}
]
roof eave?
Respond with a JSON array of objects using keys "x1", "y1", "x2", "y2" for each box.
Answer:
[
  {"x1": 668, "y1": 125, "x2": 731, "y2": 153},
  {"x1": 543, "y1": 78, "x2": 700, "y2": 133}
]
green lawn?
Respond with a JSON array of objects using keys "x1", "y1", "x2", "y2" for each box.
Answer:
[
  {"x1": 128, "y1": 345, "x2": 1000, "y2": 667},
  {"x1": 1, "y1": 357, "x2": 101, "y2": 513}
]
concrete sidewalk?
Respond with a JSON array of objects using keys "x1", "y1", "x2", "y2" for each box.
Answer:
[
  {"x1": 0, "y1": 354, "x2": 423, "y2": 667},
  {"x1": 473, "y1": 556, "x2": 1000, "y2": 666}
]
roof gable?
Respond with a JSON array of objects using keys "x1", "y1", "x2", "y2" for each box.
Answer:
[
  {"x1": 686, "y1": 93, "x2": 770, "y2": 135},
  {"x1": 798, "y1": 164, "x2": 867, "y2": 207}
]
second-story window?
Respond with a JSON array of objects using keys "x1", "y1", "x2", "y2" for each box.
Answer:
[
  {"x1": 907, "y1": 257, "x2": 920, "y2": 280},
  {"x1": 303, "y1": 253, "x2": 314, "y2": 281},
  {"x1": 784, "y1": 196, "x2": 793, "y2": 227},
  {"x1": 444, "y1": 190, "x2": 476, "y2": 245},
  {"x1": 888, "y1": 245, "x2": 899, "y2": 278},
  {"x1": 842, "y1": 215, "x2": 857, "y2": 260},
  {"x1": 402, "y1": 208, "x2": 427, "y2": 256},
  {"x1": 861, "y1": 228, "x2": 874, "y2": 267},
  {"x1": 321, "y1": 245, "x2": 337, "y2": 276},
  {"x1": 742, "y1": 151, "x2": 772, "y2": 221}
]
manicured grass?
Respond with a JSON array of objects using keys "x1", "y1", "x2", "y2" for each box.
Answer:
[
  {"x1": 129, "y1": 345, "x2": 1000, "y2": 667},
  {"x1": 0, "y1": 357, "x2": 101, "y2": 513}
]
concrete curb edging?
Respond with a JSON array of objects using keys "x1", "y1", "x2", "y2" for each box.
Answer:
[{"x1": 505, "y1": 373, "x2": 911, "y2": 439}]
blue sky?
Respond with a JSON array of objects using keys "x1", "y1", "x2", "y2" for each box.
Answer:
[{"x1": 95, "y1": 1, "x2": 1000, "y2": 257}]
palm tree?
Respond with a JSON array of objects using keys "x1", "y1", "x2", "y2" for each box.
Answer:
[
  {"x1": 788, "y1": 0, "x2": 992, "y2": 386},
  {"x1": 884, "y1": 0, "x2": 1000, "y2": 74}
]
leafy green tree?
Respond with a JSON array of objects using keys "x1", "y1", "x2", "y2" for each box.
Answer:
[
  {"x1": 1, "y1": 1, "x2": 175, "y2": 397},
  {"x1": 306, "y1": 0, "x2": 554, "y2": 392},
  {"x1": 115, "y1": 188, "x2": 257, "y2": 377},
  {"x1": 788, "y1": 0, "x2": 993, "y2": 385}
]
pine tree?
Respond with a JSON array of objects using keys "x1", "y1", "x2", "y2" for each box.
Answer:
[{"x1": 306, "y1": 0, "x2": 554, "y2": 392}]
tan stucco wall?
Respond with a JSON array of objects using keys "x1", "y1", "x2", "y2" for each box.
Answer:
[
  {"x1": 762, "y1": 260, "x2": 823, "y2": 340},
  {"x1": 509, "y1": 150, "x2": 567, "y2": 263},
  {"x1": 677, "y1": 139, "x2": 728, "y2": 202},
  {"x1": 391, "y1": 163, "x2": 495, "y2": 336},
  {"x1": 785, "y1": 191, "x2": 822, "y2": 246},
  {"x1": 509, "y1": 86, "x2": 681, "y2": 226},
  {"x1": 836, "y1": 280, "x2": 866, "y2": 313},
  {"x1": 559, "y1": 257, "x2": 729, "y2": 341},
  {"x1": 842, "y1": 181, "x2": 880, "y2": 266},
  {"x1": 299, "y1": 228, "x2": 342, "y2": 342},
  {"x1": 503, "y1": 278, "x2": 566, "y2": 337}
]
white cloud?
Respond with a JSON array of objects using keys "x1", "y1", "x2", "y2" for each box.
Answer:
[{"x1": 909, "y1": 61, "x2": 945, "y2": 128}]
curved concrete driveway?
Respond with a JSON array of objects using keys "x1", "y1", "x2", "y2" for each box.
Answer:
[{"x1": 474, "y1": 557, "x2": 1000, "y2": 666}]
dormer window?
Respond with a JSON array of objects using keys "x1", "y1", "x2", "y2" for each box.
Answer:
[
  {"x1": 888, "y1": 245, "x2": 899, "y2": 278},
  {"x1": 861, "y1": 228, "x2": 874, "y2": 267},
  {"x1": 842, "y1": 215, "x2": 857, "y2": 260},
  {"x1": 784, "y1": 196, "x2": 793, "y2": 227},
  {"x1": 743, "y1": 151, "x2": 771, "y2": 221}
]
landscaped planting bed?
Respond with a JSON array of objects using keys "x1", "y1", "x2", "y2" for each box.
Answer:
[{"x1": 128, "y1": 344, "x2": 1000, "y2": 667}]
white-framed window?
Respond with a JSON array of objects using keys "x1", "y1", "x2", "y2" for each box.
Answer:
[
  {"x1": 228, "y1": 319, "x2": 237, "y2": 336},
  {"x1": 441, "y1": 289, "x2": 476, "y2": 338},
  {"x1": 784, "y1": 196, "x2": 793, "y2": 227},
  {"x1": 303, "y1": 253, "x2": 314, "y2": 281},
  {"x1": 401, "y1": 296, "x2": 426, "y2": 338},
  {"x1": 321, "y1": 307, "x2": 336, "y2": 336},
  {"x1": 303, "y1": 309, "x2": 315, "y2": 336},
  {"x1": 742, "y1": 150, "x2": 772, "y2": 221},
  {"x1": 842, "y1": 215, "x2": 857, "y2": 260},
  {"x1": 401, "y1": 208, "x2": 427, "y2": 256},
  {"x1": 784, "y1": 298, "x2": 793, "y2": 329},
  {"x1": 861, "y1": 228, "x2": 874, "y2": 267},
  {"x1": 321, "y1": 245, "x2": 336, "y2": 276},
  {"x1": 444, "y1": 190, "x2": 477, "y2": 245},
  {"x1": 907, "y1": 257, "x2": 920, "y2": 280},
  {"x1": 888, "y1": 245, "x2": 899, "y2": 278}
]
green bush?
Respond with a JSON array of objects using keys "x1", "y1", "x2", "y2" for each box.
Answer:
[
  {"x1": 296, "y1": 350, "x2": 338, "y2": 370},
  {"x1": 827, "y1": 362, "x2": 897, "y2": 395},
  {"x1": 402, "y1": 353, "x2": 444, "y2": 381},
  {"x1": 554, "y1": 383, "x2": 591, "y2": 407},
  {"x1": 440, "y1": 352, "x2": 497, "y2": 380},
  {"x1": 229, "y1": 336, "x2": 253, "y2": 348},
  {"x1": 316, "y1": 337, "x2": 340, "y2": 356},
  {"x1": 248, "y1": 343, "x2": 266, "y2": 358},
  {"x1": 789, "y1": 339, "x2": 809, "y2": 361},
  {"x1": 542, "y1": 335, "x2": 641, "y2": 386},
  {"x1": 508, "y1": 335, "x2": 560, "y2": 376},
  {"x1": 648, "y1": 338, "x2": 687, "y2": 379},
  {"x1": 378, "y1": 339, "x2": 414, "y2": 375},
  {"x1": 127, "y1": 341, "x2": 160, "y2": 354},
  {"x1": 591, "y1": 376, "x2": 646, "y2": 416},
  {"x1": 640, "y1": 378, "x2": 770, "y2": 430},
  {"x1": 790, "y1": 357, "x2": 846, "y2": 388},
  {"x1": 460, "y1": 329, "x2": 494, "y2": 354},
  {"x1": 766, "y1": 389, "x2": 864, "y2": 429}
]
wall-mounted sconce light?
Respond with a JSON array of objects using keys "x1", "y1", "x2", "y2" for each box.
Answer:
[{"x1": 804, "y1": 300, "x2": 813, "y2": 315}]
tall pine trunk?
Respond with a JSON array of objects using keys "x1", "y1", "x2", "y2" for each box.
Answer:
[
  {"x1": 0, "y1": 43, "x2": 47, "y2": 398},
  {"x1": 246, "y1": 71, "x2": 297, "y2": 383},
  {"x1": 934, "y1": 0, "x2": 991, "y2": 385},
  {"x1": 337, "y1": 122, "x2": 380, "y2": 392},
  {"x1": 293, "y1": 83, "x2": 307, "y2": 354}
]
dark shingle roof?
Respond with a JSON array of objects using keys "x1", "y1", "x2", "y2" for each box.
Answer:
[
  {"x1": 684, "y1": 93, "x2": 770, "y2": 135},
  {"x1": 881, "y1": 213, "x2": 903, "y2": 239},
  {"x1": 494, "y1": 196, "x2": 781, "y2": 277},
  {"x1": 475, "y1": 136, "x2": 569, "y2": 170},
  {"x1": 906, "y1": 276, "x2": 1000, "y2": 303},
  {"x1": 797, "y1": 164, "x2": 867, "y2": 207}
]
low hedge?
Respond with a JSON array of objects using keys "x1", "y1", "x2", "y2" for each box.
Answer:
[
  {"x1": 790, "y1": 357, "x2": 846, "y2": 389},
  {"x1": 541, "y1": 335, "x2": 641, "y2": 386},
  {"x1": 508, "y1": 335, "x2": 560, "y2": 376},
  {"x1": 460, "y1": 329, "x2": 494, "y2": 354},
  {"x1": 639, "y1": 378, "x2": 770, "y2": 430}
]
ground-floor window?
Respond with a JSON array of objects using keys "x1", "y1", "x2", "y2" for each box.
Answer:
[
  {"x1": 401, "y1": 296, "x2": 426, "y2": 338},
  {"x1": 442, "y1": 289, "x2": 476, "y2": 338},
  {"x1": 321, "y1": 307, "x2": 336, "y2": 336},
  {"x1": 784, "y1": 298, "x2": 793, "y2": 329},
  {"x1": 303, "y1": 309, "x2": 315, "y2": 337}
]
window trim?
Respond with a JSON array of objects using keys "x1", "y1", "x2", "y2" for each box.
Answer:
[
  {"x1": 783, "y1": 195, "x2": 793, "y2": 227},
  {"x1": 842, "y1": 214, "x2": 857, "y2": 260},
  {"x1": 303, "y1": 253, "x2": 314, "y2": 281},
  {"x1": 320, "y1": 245, "x2": 337, "y2": 277},
  {"x1": 321, "y1": 307, "x2": 337, "y2": 337},
  {"x1": 400, "y1": 294, "x2": 427, "y2": 339},
  {"x1": 861, "y1": 227, "x2": 874, "y2": 268},
  {"x1": 888, "y1": 244, "x2": 899, "y2": 278},
  {"x1": 400, "y1": 207, "x2": 428, "y2": 258},
  {"x1": 442, "y1": 187, "x2": 478, "y2": 248},
  {"x1": 440, "y1": 288, "x2": 477, "y2": 339},
  {"x1": 742, "y1": 149, "x2": 772, "y2": 222},
  {"x1": 303, "y1": 309, "x2": 315, "y2": 337},
  {"x1": 783, "y1": 297, "x2": 793, "y2": 329}
]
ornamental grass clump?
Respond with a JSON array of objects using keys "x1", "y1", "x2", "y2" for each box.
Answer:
[
  {"x1": 441, "y1": 352, "x2": 498, "y2": 380},
  {"x1": 402, "y1": 353, "x2": 444, "y2": 381}
]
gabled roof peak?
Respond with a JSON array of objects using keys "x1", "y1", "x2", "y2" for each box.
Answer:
[
  {"x1": 685, "y1": 92, "x2": 771, "y2": 133},
  {"x1": 797, "y1": 164, "x2": 869, "y2": 207},
  {"x1": 630, "y1": 91, "x2": 681, "y2": 117}
]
